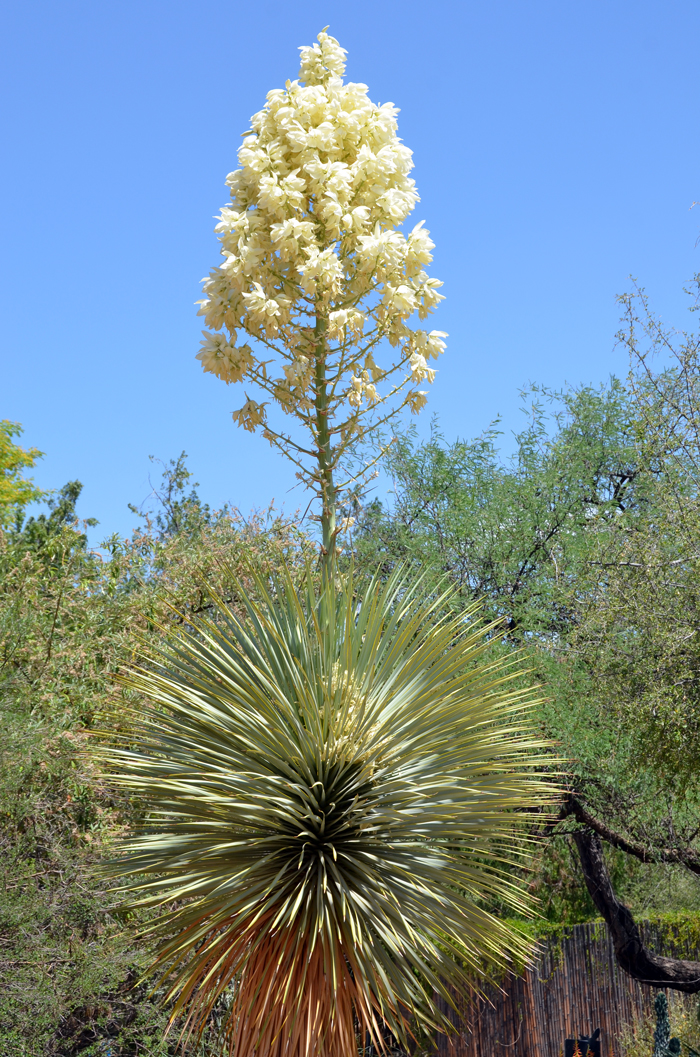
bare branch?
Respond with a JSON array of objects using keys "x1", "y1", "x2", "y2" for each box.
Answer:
[
  {"x1": 573, "y1": 828, "x2": 700, "y2": 991},
  {"x1": 559, "y1": 796, "x2": 700, "y2": 875}
]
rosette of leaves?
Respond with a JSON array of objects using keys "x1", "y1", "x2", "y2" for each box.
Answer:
[{"x1": 105, "y1": 568, "x2": 553, "y2": 1057}]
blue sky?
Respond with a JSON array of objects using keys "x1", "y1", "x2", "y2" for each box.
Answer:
[{"x1": 2, "y1": 0, "x2": 699, "y2": 538}]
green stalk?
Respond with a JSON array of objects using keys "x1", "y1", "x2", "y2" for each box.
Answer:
[{"x1": 313, "y1": 312, "x2": 336, "y2": 579}]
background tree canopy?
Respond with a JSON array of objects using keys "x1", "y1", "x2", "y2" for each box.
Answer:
[
  {"x1": 349, "y1": 279, "x2": 700, "y2": 924},
  {"x1": 3, "y1": 281, "x2": 700, "y2": 1051},
  {"x1": 0, "y1": 457, "x2": 313, "y2": 1054}
]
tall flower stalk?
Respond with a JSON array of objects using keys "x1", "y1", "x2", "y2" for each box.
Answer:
[
  {"x1": 196, "y1": 30, "x2": 446, "y2": 567},
  {"x1": 102, "y1": 29, "x2": 556, "y2": 1057}
]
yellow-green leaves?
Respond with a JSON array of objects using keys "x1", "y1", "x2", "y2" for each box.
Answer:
[{"x1": 0, "y1": 420, "x2": 45, "y2": 526}]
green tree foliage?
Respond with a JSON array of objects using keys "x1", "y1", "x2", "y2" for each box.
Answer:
[
  {"x1": 0, "y1": 453, "x2": 312, "y2": 1055},
  {"x1": 0, "y1": 420, "x2": 46, "y2": 526},
  {"x1": 351, "y1": 377, "x2": 639, "y2": 636},
  {"x1": 569, "y1": 282, "x2": 700, "y2": 782},
  {"x1": 350, "y1": 279, "x2": 700, "y2": 923},
  {"x1": 7, "y1": 274, "x2": 700, "y2": 1045}
]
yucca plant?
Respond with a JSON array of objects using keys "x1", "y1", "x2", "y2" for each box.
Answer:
[
  {"x1": 105, "y1": 567, "x2": 554, "y2": 1056},
  {"x1": 102, "y1": 29, "x2": 557, "y2": 1057}
]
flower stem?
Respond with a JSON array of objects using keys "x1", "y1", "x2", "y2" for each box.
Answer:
[{"x1": 314, "y1": 312, "x2": 336, "y2": 576}]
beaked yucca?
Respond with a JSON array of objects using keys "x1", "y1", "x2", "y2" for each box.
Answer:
[{"x1": 104, "y1": 567, "x2": 554, "y2": 1057}]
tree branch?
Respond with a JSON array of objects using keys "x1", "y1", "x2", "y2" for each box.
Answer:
[
  {"x1": 572, "y1": 827, "x2": 700, "y2": 992},
  {"x1": 560, "y1": 796, "x2": 700, "y2": 875}
]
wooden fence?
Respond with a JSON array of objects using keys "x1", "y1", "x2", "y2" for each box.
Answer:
[{"x1": 434, "y1": 922, "x2": 699, "y2": 1057}]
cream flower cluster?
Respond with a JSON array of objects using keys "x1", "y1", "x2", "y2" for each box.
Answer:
[{"x1": 196, "y1": 29, "x2": 447, "y2": 492}]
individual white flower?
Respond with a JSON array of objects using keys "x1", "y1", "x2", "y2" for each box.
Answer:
[
  {"x1": 242, "y1": 283, "x2": 282, "y2": 332},
  {"x1": 383, "y1": 284, "x2": 418, "y2": 317},
  {"x1": 416, "y1": 277, "x2": 445, "y2": 319},
  {"x1": 283, "y1": 355, "x2": 312, "y2": 386},
  {"x1": 348, "y1": 374, "x2": 363, "y2": 407},
  {"x1": 407, "y1": 390, "x2": 429, "y2": 413},
  {"x1": 214, "y1": 207, "x2": 245, "y2": 235},
  {"x1": 227, "y1": 343, "x2": 254, "y2": 383},
  {"x1": 281, "y1": 170, "x2": 307, "y2": 208},
  {"x1": 427, "y1": 330, "x2": 448, "y2": 358},
  {"x1": 363, "y1": 381, "x2": 379, "y2": 405},
  {"x1": 306, "y1": 121, "x2": 338, "y2": 152},
  {"x1": 364, "y1": 353, "x2": 382, "y2": 381},
  {"x1": 318, "y1": 191, "x2": 344, "y2": 228},
  {"x1": 232, "y1": 397, "x2": 267, "y2": 432},
  {"x1": 405, "y1": 222, "x2": 435, "y2": 275},
  {"x1": 346, "y1": 310, "x2": 366, "y2": 335},
  {"x1": 342, "y1": 205, "x2": 370, "y2": 232},
  {"x1": 298, "y1": 248, "x2": 343, "y2": 296},
  {"x1": 235, "y1": 241, "x2": 268, "y2": 275},
  {"x1": 377, "y1": 187, "x2": 418, "y2": 222},
  {"x1": 356, "y1": 227, "x2": 406, "y2": 273},
  {"x1": 328, "y1": 309, "x2": 348, "y2": 338},
  {"x1": 337, "y1": 515, "x2": 355, "y2": 534},
  {"x1": 409, "y1": 352, "x2": 436, "y2": 384},
  {"x1": 257, "y1": 175, "x2": 287, "y2": 216},
  {"x1": 270, "y1": 218, "x2": 316, "y2": 251},
  {"x1": 196, "y1": 331, "x2": 243, "y2": 382},
  {"x1": 412, "y1": 328, "x2": 447, "y2": 360}
]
